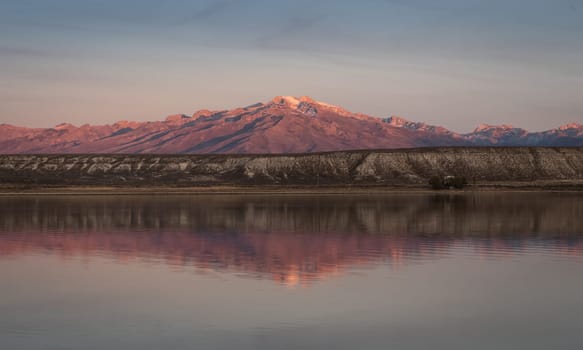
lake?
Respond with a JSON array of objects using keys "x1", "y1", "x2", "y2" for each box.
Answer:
[{"x1": 1, "y1": 192, "x2": 582, "y2": 350}]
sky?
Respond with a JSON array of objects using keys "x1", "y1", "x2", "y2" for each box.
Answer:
[{"x1": 0, "y1": 0, "x2": 582, "y2": 132}]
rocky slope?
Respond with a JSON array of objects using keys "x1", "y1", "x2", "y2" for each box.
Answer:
[
  {"x1": 1, "y1": 96, "x2": 580, "y2": 154},
  {"x1": 384, "y1": 117, "x2": 583, "y2": 146},
  {"x1": 1, "y1": 147, "x2": 582, "y2": 187}
]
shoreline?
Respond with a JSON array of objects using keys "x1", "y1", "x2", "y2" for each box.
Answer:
[{"x1": 1, "y1": 182, "x2": 582, "y2": 195}]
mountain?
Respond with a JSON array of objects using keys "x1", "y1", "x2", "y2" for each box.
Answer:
[
  {"x1": 0, "y1": 96, "x2": 581, "y2": 154},
  {"x1": 466, "y1": 123, "x2": 583, "y2": 146},
  {"x1": 384, "y1": 117, "x2": 583, "y2": 147}
]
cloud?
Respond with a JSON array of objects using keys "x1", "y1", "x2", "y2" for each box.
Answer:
[
  {"x1": 175, "y1": 0, "x2": 236, "y2": 25},
  {"x1": 0, "y1": 47, "x2": 49, "y2": 57}
]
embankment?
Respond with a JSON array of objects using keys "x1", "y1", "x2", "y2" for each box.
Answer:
[{"x1": 1, "y1": 147, "x2": 582, "y2": 189}]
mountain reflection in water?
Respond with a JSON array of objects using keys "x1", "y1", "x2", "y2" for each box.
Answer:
[{"x1": 1, "y1": 193, "x2": 582, "y2": 286}]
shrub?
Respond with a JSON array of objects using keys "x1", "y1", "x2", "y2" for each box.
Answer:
[
  {"x1": 429, "y1": 176, "x2": 445, "y2": 190},
  {"x1": 429, "y1": 175, "x2": 467, "y2": 190},
  {"x1": 449, "y1": 176, "x2": 467, "y2": 189}
]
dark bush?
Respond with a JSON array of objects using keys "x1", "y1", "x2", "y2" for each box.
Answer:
[
  {"x1": 449, "y1": 176, "x2": 468, "y2": 189},
  {"x1": 429, "y1": 176, "x2": 445, "y2": 190},
  {"x1": 429, "y1": 175, "x2": 467, "y2": 190}
]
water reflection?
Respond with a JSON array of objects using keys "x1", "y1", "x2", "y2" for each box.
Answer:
[
  {"x1": 1, "y1": 193, "x2": 582, "y2": 234},
  {"x1": 2, "y1": 193, "x2": 583, "y2": 350},
  {"x1": 1, "y1": 193, "x2": 582, "y2": 286}
]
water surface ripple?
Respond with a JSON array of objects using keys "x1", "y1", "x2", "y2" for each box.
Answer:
[{"x1": 1, "y1": 193, "x2": 582, "y2": 349}]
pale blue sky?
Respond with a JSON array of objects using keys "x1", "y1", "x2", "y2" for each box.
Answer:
[{"x1": 1, "y1": 0, "x2": 582, "y2": 131}]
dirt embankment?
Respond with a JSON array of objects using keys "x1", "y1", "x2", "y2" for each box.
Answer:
[{"x1": 0, "y1": 147, "x2": 582, "y2": 190}]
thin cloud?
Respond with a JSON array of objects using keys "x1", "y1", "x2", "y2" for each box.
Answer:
[
  {"x1": 0, "y1": 47, "x2": 49, "y2": 57},
  {"x1": 175, "y1": 0, "x2": 236, "y2": 25}
]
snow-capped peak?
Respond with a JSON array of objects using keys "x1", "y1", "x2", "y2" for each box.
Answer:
[
  {"x1": 271, "y1": 96, "x2": 302, "y2": 108},
  {"x1": 473, "y1": 124, "x2": 517, "y2": 133},
  {"x1": 165, "y1": 114, "x2": 191, "y2": 123},
  {"x1": 270, "y1": 95, "x2": 356, "y2": 118},
  {"x1": 558, "y1": 123, "x2": 583, "y2": 131},
  {"x1": 385, "y1": 116, "x2": 413, "y2": 127},
  {"x1": 271, "y1": 96, "x2": 339, "y2": 108},
  {"x1": 54, "y1": 123, "x2": 76, "y2": 130}
]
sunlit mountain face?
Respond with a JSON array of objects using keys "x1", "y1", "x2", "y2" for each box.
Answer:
[
  {"x1": 1, "y1": 96, "x2": 581, "y2": 154},
  {"x1": 1, "y1": 193, "x2": 582, "y2": 286}
]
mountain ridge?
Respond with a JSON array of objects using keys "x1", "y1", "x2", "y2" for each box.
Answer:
[{"x1": 1, "y1": 96, "x2": 581, "y2": 154}]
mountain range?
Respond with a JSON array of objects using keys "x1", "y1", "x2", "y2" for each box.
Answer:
[{"x1": 1, "y1": 96, "x2": 581, "y2": 154}]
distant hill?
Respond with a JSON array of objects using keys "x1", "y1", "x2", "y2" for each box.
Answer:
[{"x1": 1, "y1": 96, "x2": 581, "y2": 154}]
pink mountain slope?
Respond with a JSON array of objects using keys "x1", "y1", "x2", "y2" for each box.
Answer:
[{"x1": 0, "y1": 96, "x2": 581, "y2": 154}]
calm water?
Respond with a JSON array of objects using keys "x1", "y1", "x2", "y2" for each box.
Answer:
[{"x1": 1, "y1": 193, "x2": 583, "y2": 350}]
